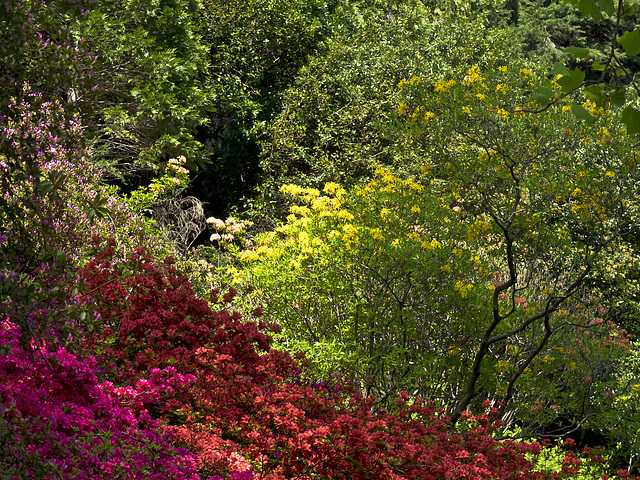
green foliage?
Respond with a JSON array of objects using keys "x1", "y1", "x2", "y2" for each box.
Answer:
[
  {"x1": 522, "y1": 0, "x2": 640, "y2": 134},
  {"x1": 193, "y1": 0, "x2": 336, "y2": 212},
  {"x1": 255, "y1": 13, "x2": 522, "y2": 222},
  {"x1": 524, "y1": 437, "x2": 613, "y2": 479},
  {"x1": 74, "y1": 0, "x2": 213, "y2": 176},
  {"x1": 273, "y1": 336, "x2": 363, "y2": 382},
  {"x1": 126, "y1": 156, "x2": 191, "y2": 214},
  {"x1": 0, "y1": 0, "x2": 96, "y2": 109},
  {"x1": 599, "y1": 343, "x2": 640, "y2": 471}
]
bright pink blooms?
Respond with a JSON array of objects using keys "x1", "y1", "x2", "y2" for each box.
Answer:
[{"x1": 0, "y1": 319, "x2": 201, "y2": 479}]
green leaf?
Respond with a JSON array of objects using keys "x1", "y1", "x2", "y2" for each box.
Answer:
[
  {"x1": 622, "y1": 106, "x2": 640, "y2": 134},
  {"x1": 556, "y1": 68, "x2": 586, "y2": 93},
  {"x1": 609, "y1": 87, "x2": 627, "y2": 106},
  {"x1": 565, "y1": 46, "x2": 590, "y2": 59},
  {"x1": 534, "y1": 87, "x2": 555, "y2": 106},
  {"x1": 591, "y1": 60, "x2": 606, "y2": 71},
  {"x1": 618, "y1": 29, "x2": 640, "y2": 56},
  {"x1": 584, "y1": 83, "x2": 605, "y2": 106},
  {"x1": 549, "y1": 62, "x2": 570, "y2": 76},
  {"x1": 624, "y1": 2, "x2": 639, "y2": 16},
  {"x1": 578, "y1": 0, "x2": 603, "y2": 21},
  {"x1": 571, "y1": 104, "x2": 595, "y2": 123},
  {"x1": 598, "y1": 0, "x2": 615, "y2": 16},
  {"x1": 35, "y1": 180, "x2": 55, "y2": 196}
]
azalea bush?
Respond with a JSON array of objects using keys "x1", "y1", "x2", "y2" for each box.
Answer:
[
  {"x1": 235, "y1": 174, "x2": 491, "y2": 403},
  {"x1": 0, "y1": 319, "x2": 202, "y2": 480},
  {"x1": 0, "y1": 85, "x2": 176, "y2": 349},
  {"x1": 77, "y1": 238, "x2": 626, "y2": 480},
  {"x1": 392, "y1": 58, "x2": 640, "y2": 421},
  {"x1": 234, "y1": 170, "x2": 634, "y2": 432}
]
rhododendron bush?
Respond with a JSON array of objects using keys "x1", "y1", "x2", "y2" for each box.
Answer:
[{"x1": 0, "y1": 85, "x2": 179, "y2": 351}]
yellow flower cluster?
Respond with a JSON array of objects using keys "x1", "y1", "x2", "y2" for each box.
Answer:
[
  {"x1": 495, "y1": 360, "x2": 510, "y2": 373},
  {"x1": 435, "y1": 78, "x2": 456, "y2": 93},
  {"x1": 422, "y1": 239, "x2": 441, "y2": 250},
  {"x1": 464, "y1": 65, "x2": 486, "y2": 89},
  {"x1": 598, "y1": 127, "x2": 611, "y2": 147},
  {"x1": 370, "y1": 227, "x2": 384, "y2": 241},
  {"x1": 409, "y1": 106, "x2": 435, "y2": 122},
  {"x1": 373, "y1": 168, "x2": 424, "y2": 194},
  {"x1": 496, "y1": 107, "x2": 509, "y2": 119},
  {"x1": 519, "y1": 68, "x2": 533, "y2": 78},
  {"x1": 342, "y1": 223, "x2": 358, "y2": 247},
  {"x1": 467, "y1": 219, "x2": 491, "y2": 243},
  {"x1": 453, "y1": 280, "x2": 473, "y2": 298},
  {"x1": 583, "y1": 100, "x2": 609, "y2": 118}
]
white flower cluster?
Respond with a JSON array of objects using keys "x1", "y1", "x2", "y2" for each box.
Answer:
[
  {"x1": 168, "y1": 155, "x2": 189, "y2": 175},
  {"x1": 206, "y1": 216, "x2": 253, "y2": 246}
]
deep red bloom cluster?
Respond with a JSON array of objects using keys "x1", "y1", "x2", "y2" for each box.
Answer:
[{"x1": 77, "y1": 239, "x2": 622, "y2": 480}]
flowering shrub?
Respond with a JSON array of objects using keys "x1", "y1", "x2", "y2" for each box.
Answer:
[
  {"x1": 206, "y1": 216, "x2": 253, "y2": 249},
  {"x1": 0, "y1": 0, "x2": 97, "y2": 110},
  {"x1": 0, "y1": 319, "x2": 201, "y2": 479},
  {"x1": 391, "y1": 59, "x2": 640, "y2": 423},
  {"x1": 234, "y1": 175, "x2": 493, "y2": 403},
  {"x1": 75, "y1": 238, "x2": 636, "y2": 480},
  {"x1": 0, "y1": 85, "x2": 179, "y2": 349}
]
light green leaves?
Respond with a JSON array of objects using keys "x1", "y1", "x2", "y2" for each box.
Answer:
[
  {"x1": 618, "y1": 29, "x2": 640, "y2": 56},
  {"x1": 571, "y1": 104, "x2": 596, "y2": 123},
  {"x1": 556, "y1": 0, "x2": 640, "y2": 134},
  {"x1": 598, "y1": 0, "x2": 616, "y2": 16},
  {"x1": 578, "y1": 0, "x2": 603, "y2": 21},
  {"x1": 534, "y1": 87, "x2": 555, "y2": 107},
  {"x1": 564, "y1": 46, "x2": 590, "y2": 59},
  {"x1": 555, "y1": 68, "x2": 586, "y2": 93}
]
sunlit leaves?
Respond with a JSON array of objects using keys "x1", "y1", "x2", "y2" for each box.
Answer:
[{"x1": 618, "y1": 28, "x2": 640, "y2": 56}]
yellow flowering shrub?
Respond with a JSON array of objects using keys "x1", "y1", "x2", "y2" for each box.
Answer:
[
  {"x1": 391, "y1": 56, "x2": 640, "y2": 433},
  {"x1": 236, "y1": 170, "x2": 494, "y2": 402}
]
